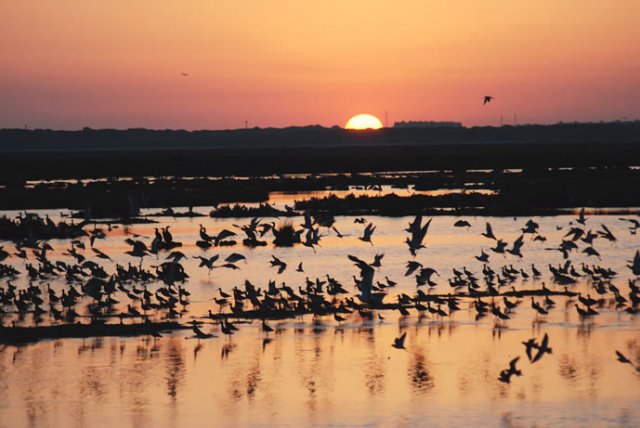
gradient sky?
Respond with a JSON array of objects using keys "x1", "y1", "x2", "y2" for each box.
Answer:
[{"x1": 2, "y1": 1, "x2": 640, "y2": 130}]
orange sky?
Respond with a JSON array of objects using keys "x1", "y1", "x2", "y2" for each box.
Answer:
[{"x1": 1, "y1": 1, "x2": 639, "y2": 130}]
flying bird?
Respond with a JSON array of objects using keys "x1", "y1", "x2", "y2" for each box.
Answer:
[
  {"x1": 531, "y1": 333, "x2": 552, "y2": 363},
  {"x1": 522, "y1": 338, "x2": 538, "y2": 362},
  {"x1": 482, "y1": 222, "x2": 497, "y2": 240},
  {"x1": 269, "y1": 255, "x2": 287, "y2": 274},
  {"x1": 392, "y1": 332, "x2": 407, "y2": 349},
  {"x1": 454, "y1": 219, "x2": 472, "y2": 228},
  {"x1": 359, "y1": 223, "x2": 376, "y2": 245},
  {"x1": 498, "y1": 357, "x2": 523, "y2": 384},
  {"x1": 483, "y1": 96, "x2": 494, "y2": 105},
  {"x1": 616, "y1": 350, "x2": 634, "y2": 366},
  {"x1": 405, "y1": 216, "x2": 432, "y2": 256}
]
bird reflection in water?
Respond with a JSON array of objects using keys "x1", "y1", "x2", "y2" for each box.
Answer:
[
  {"x1": 408, "y1": 348, "x2": 434, "y2": 394},
  {"x1": 164, "y1": 339, "x2": 185, "y2": 400},
  {"x1": 193, "y1": 342, "x2": 203, "y2": 360},
  {"x1": 246, "y1": 363, "x2": 262, "y2": 400},
  {"x1": 557, "y1": 354, "x2": 578, "y2": 385},
  {"x1": 364, "y1": 355, "x2": 386, "y2": 395},
  {"x1": 221, "y1": 343, "x2": 235, "y2": 360}
]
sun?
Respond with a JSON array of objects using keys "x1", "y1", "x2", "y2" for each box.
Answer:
[{"x1": 345, "y1": 113, "x2": 384, "y2": 130}]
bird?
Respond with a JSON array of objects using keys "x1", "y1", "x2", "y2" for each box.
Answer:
[
  {"x1": 482, "y1": 222, "x2": 497, "y2": 240},
  {"x1": 162, "y1": 226, "x2": 173, "y2": 243},
  {"x1": 166, "y1": 251, "x2": 187, "y2": 263},
  {"x1": 491, "y1": 239, "x2": 508, "y2": 254},
  {"x1": 475, "y1": 249, "x2": 490, "y2": 262},
  {"x1": 225, "y1": 253, "x2": 246, "y2": 263},
  {"x1": 181, "y1": 72, "x2": 189, "y2": 76},
  {"x1": 454, "y1": 219, "x2": 471, "y2": 228},
  {"x1": 615, "y1": 350, "x2": 634, "y2": 366},
  {"x1": 582, "y1": 247, "x2": 601, "y2": 258},
  {"x1": 491, "y1": 305, "x2": 510, "y2": 321},
  {"x1": 0, "y1": 246, "x2": 10, "y2": 262},
  {"x1": 576, "y1": 207, "x2": 587, "y2": 225},
  {"x1": 91, "y1": 247, "x2": 111, "y2": 261},
  {"x1": 125, "y1": 239, "x2": 148, "y2": 259},
  {"x1": 332, "y1": 226, "x2": 349, "y2": 238},
  {"x1": 507, "y1": 235, "x2": 525, "y2": 257},
  {"x1": 371, "y1": 253, "x2": 384, "y2": 268},
  {"x1": 195, "y1": 255, "x2": 219, "y2": 273},
  {"x1": 404, "y1": 260, "x2": 422, "y2": 276},
  {"x1": 628, "y1": 250, "x2": 640, "y2": 275},
  {"x1": 521, "y1": 219, "x2": 539, "y2": 234},
  {"x1": 498, "y1": 357, "x2": 523, "y2": 384},
  {"x1": 220, "y1": 320, "x2": 235, "y2": 337},
  {"x1": 359, "y1": 223, "x2": 376, "y2": 245},
  {"x1": 522, "y1": 338, "x2": 538, "y2": 362},
  {"x1": 531, "y1": 334, "x2": 552, "y2": 363},
  {"x1": 392, "y1": 332, "x2": 407, "y2": 349},
  {"x1": 261, "y1": 320, "x2": 274, "y2": 334},
  {"x1": 531, "y1": 298, "x2": 548, "y2": 316},
  {"x1": 483, "y1": 96, "x2": 494, "y2": 105},
  {"x1": 416, "y1": 267, "x2": 439, "y2": 287},
  {"x1": 405, "y1": 216, "x2": 432, "y2": 256},
  {"x1": 192, "y1": 324, "x2": 215, "y2": 339},
  {"x1": 598, "y1": 224, "x2": 617, "y2": 242},
  {"x1": 270, "y1": 255, "x2": 287, "y2": 274}
]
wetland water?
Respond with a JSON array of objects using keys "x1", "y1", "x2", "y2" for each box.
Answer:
[{"x1": 1, "y1": 212, "x2": 639, "y2": 427}]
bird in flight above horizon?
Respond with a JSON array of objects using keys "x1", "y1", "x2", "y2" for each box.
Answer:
[
  {"x1": 181, "y1": 72, "x2": 189, "y2": 77},
  {"x1": 483, "y1": 96, "x2": 494, "y2": 105}
]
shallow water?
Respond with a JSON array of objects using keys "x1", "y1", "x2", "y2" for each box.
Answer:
[
  {"x1": 266, "y1": 185, "x2": 495, "y2": 206},
  {"x1": 1, "y1": 213, "x2": 640, "y2": 427}
]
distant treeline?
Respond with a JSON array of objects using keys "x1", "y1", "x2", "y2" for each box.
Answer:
[
  {"x1": 1, "y1": 122, "x2": 640, "y2": 151},
  {"x1": 0, "y1": 122, "x2": 639, "y2": 180}
]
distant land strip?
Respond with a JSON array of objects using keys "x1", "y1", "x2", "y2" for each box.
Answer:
[{"x1": 1, "y1": 122, "x2": 639, "y2": 180}]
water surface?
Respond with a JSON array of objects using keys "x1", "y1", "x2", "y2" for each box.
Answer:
[{"x1": 1, "y1": 213, "x2": 639, "y2": 427}]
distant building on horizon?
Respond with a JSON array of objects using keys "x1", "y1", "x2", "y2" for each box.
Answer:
[{"x1": 393, "y1": 120, "x2": 463, "y2": 128}]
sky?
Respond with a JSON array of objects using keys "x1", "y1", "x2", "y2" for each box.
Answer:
[{"x1": 1, "y1": 0, "x2": 640, "y2": 130}]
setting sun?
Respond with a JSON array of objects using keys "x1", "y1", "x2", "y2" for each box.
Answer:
[{"x1": 345, "y1": 114, "x2": 384, "y2": 130}]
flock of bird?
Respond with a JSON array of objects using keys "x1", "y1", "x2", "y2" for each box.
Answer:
[{"x1": 1, "y1": 207, "x2": 640, "y2": 380}]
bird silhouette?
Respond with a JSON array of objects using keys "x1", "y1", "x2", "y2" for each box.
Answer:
[
  {"x1": 522, "y1": 338, "x2": 537, "y2": 361},
  {"x1": 616, "y1": 350, "x2": 634, "y2": 366},
  {"x1": 392, "y1": 332, "x2": 407, "y2": 349},
  {"x1": 482, "y1": 222, "x2": 497, "y2": 240},
  {"x1": 359, "y1": 223, "x2": 376, "y2": 245},
  {"x1": 531, "y1": 333, "x2": 552, "y2": 363},
  {"x1": 498, "y1": 357, "x2": 522, "y2": 384}
]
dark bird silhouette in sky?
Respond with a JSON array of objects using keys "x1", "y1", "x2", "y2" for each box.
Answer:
[{"x1": 483, "y1": 95, "x2": 494, "y2": 105}]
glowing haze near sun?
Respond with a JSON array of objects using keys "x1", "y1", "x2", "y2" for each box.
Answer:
[
  {"x1": 345, "y1": 114, "x2": 384, "y2": 130},
  {"x1": 1, "y1": 1, "x2": 640, "y2": 129}
]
